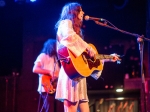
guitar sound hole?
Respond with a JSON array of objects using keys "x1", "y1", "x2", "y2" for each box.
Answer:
[{"x1": 87, "y1": 59, "x2": 100, "y2": 69}]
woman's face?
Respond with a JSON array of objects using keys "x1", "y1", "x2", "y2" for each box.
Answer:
[{"x1": 78, "y1": 8, "x2": 84, "y2": 21}]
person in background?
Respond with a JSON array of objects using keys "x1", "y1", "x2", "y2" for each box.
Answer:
[
  {"x1": 55, "y1": 2, "x2": 119, "y2": 112},
  {"x1": 32, "y1": 39, "x2": 63, "y2": 112}
]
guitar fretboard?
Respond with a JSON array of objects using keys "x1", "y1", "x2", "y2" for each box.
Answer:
[{"x1": 96, "y1": 54, "x2": 113, "y2": 60}]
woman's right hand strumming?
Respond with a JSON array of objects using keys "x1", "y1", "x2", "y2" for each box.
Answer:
[{"x1": 86, "y1": 46, "x2": 96, "y2": 58}]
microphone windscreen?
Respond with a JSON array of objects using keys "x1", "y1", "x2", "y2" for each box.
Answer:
[{"x1": 84, "y1": 15, "x2": 90, "y2": 21}]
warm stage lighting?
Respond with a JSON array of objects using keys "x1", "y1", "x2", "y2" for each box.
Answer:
[{"x1": 116, "y1": 88, "x2": 123, "y2": 92}]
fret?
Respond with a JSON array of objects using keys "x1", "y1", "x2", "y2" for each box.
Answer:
[{"x1": 96, "y1": 54, "x2": 113, "y2": 60}]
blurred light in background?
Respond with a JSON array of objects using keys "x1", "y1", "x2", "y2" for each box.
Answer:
[
  {"x1": 30, "y1": 0, "x2": 36, "y2": 2},
  {"x1": 110, "y1": 85, "x2": 114, "y2": 89},
  {"x1": 15, "y1": 0, "x2": 36, "y2": 3},
  {"x1": 105, "y1": 85, "x2": 109, "y2": 89},
  {"x1": 0, "y1": 0, "x2": 6, "y2": 7},
  {"x1": 116, "y1": 88, "x2": 123, "y2": 92}
]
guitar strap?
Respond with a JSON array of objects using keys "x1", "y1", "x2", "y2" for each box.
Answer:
[{"x1": 51, "y1": 56, "x2": 58, "y2": 82}]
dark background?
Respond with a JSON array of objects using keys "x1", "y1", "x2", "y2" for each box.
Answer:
[{"x1": 0, "y1": 0, "x2": 147, "y2": 84}]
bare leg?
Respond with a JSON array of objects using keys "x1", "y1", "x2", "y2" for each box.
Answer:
[
  {"x1": 78, "y1": 101, "x2": 90, "y2": 112},
  {"x1": 64, "y1": 100, "x2": 79, "y2": 112}
]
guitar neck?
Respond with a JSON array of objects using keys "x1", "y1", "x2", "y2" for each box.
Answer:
[{"x1": 95, "y1": 54, "x2": 113, "y2": 60}]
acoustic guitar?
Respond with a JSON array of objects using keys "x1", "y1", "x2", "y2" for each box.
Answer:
[{"x1": 58, "y1": 44, "x2": 119, "y2": 80}]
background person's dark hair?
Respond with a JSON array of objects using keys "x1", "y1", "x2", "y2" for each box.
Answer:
[{"x1": 41, "y1": 39, "x2": 57, "y2": 57}]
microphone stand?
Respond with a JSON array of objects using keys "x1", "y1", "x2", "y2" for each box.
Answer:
[{"x1": 94, "y1": 20, "x2": 150, "y2": 112}]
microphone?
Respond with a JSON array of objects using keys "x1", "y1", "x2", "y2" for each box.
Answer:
[{"x1": 84, "y1": 15, "x2": 105, "y2": 21}]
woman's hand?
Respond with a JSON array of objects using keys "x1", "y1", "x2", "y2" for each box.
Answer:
[
  {"x1": 103, "y1": 53, "x2": 121, "y2": 64},
  {"x1": 110, "y1": 53, "x2": 120, "y2": 62},
  {"x1": 86, "y1": 46, "x2": 96, "y2": 57}
]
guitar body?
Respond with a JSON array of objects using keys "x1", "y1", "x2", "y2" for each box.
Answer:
[
  {"x1": 58, "y1": 44, "x2": 103, "y2": 80},
  {"x1": 42, "y1": 75, "x2": 57, "y2": 94}
]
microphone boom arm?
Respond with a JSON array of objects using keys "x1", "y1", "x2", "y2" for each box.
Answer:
[
  {"x1": 94, "y1": 20, "x2": 150, "y2": 112},
  {"x1": 94, "y1": 20, "x2": 150, "y2": 41}
]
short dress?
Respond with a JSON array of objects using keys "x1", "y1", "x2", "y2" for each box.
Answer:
[{"x1": 55, "y1": 19, "x2": 103, "y2": 103}]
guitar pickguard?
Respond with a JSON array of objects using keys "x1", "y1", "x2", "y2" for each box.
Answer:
[
  {"x1": 87, "y1": 59, "x2": 101, "y2": 69},
  {"x1": 82, "y1": 52, "x2": 101, "y2": 69}
]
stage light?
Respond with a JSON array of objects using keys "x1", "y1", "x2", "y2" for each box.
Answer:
[
  {"x1": 30, "y1": 0, "x2": 36, "y2": 2},
  {"x1": 105, "y1": 85, "x2": 109, "y2": 89},
  {"x1": 110, "y1": 85, "x2": 114, "y2": 89},
  {"x1": 116, "y1": 88, "x2": 123, "y2": 92},
  {"x1": 117, "y1": 97, "x2": 124, "y2": 100}
]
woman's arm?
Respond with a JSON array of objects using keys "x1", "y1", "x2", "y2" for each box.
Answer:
[{"x1": 57, "y1": 19, "x2": 96, "y2": 57}]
